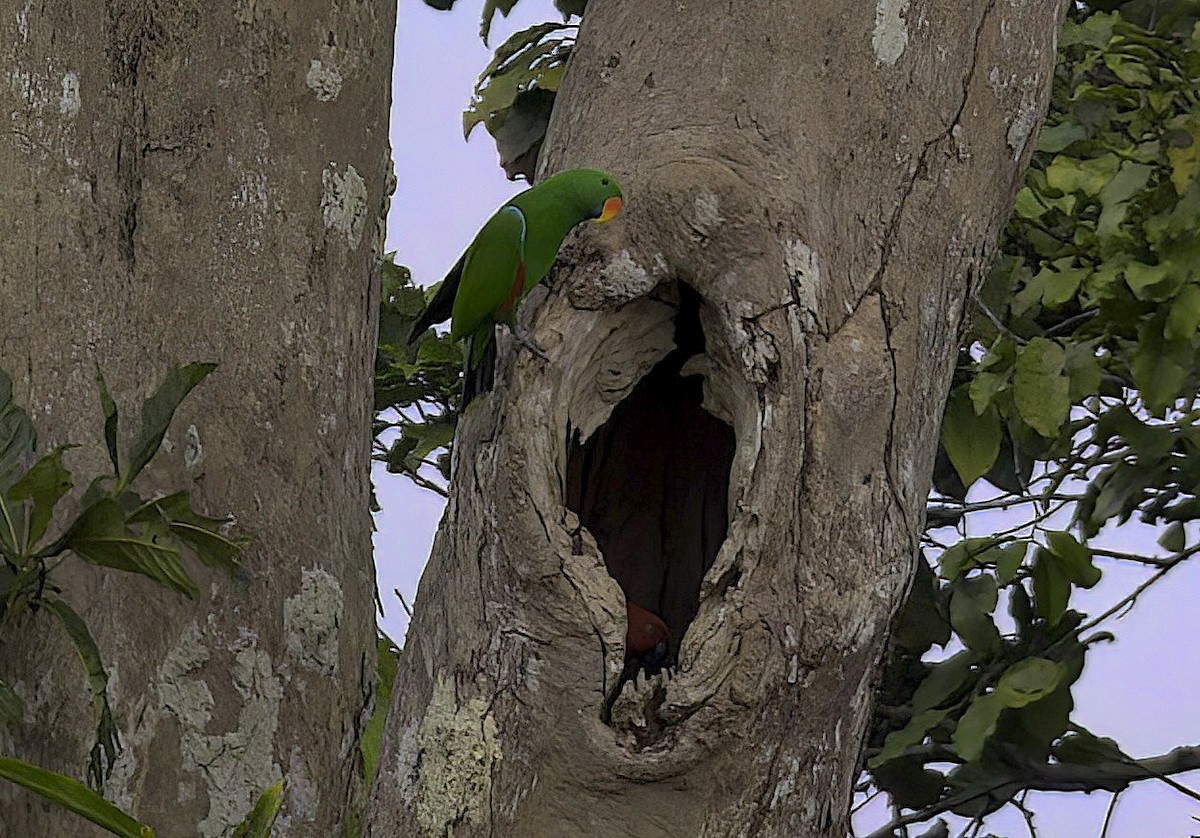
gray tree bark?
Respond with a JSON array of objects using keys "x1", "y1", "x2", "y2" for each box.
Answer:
[
  {"x1": 0, "y1": 2, "x2": 392, "y2": 835},
  {"x1": 369, "y1": 2, "x2": 1066, "y2": 836}
]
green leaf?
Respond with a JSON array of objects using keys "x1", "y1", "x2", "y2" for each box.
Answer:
[
  {"x1": 952, "y1": 692, "x2": 1006, "y2": 762},
  {"x1": 868, "y1": 707, "x2": 951, "y2": 768},
  {"x1": 1012, "y1": 338, "x2": 1071, "y2": 438},
  {"x1": 42, "y1": 599, "x2": 121, "y2": 791},
  {"x1": 940, "y1": 388, "x2": 1001, "y2": 488},
  {"x1": 127, "y1": 492, "x2": 246, "y2": 581},
  {"x1": 65, "y1": 498, "x2": 199, "y2": 598},
  {"x1": 1036, "y1": 122, "x2": 1087, "y2": 153},
  {"x1": 361, "y1": 634, "x2": 401, "y2": 784},
  {"x1": 948, "y1": 575, "x2": 1002, "y2": 653},
  {"x1": 1031, "y1": 547, "x2": 1072, "y2": 626},
  {"x1": 968, "y1": 371, "x2": 1010, "y2": 414},
  {"x1": 1045, "y1": 153, "x2": 1119, "y2": 197},
  {"x1": 125, "y1": 363, "x2": 216, "y2": 487},
  {"x1": 232, "y1": 778, "x2": 285, "y2": 838},
  {"x1": 870, "y1": 757, "x2": 945, "y2": 811},
  {"x1": 1165, "y1": 283, "x2": 1200, "y2": 341},
  {"x1": 992, "y1": 541, "x2": 1028, "y2": 586},
  {"x1": 0, "y1": 367, "x2": 36, "y2": 491},
  {"x1": 911, "y1": 650, "x2": 976, "y2": 715},
  {"x1": 1037, "y1": 265, "x2": 1090, "y2": 309},
  {"x1": 938, "y1": 537, "x2": 997, "y2": 581},
  {"x1": 1124, "y1": 261, "x2": 1172, "y2": 299},
  {"x1": 1130, "y1": 317, "x2": 1191, "y2": 416},
  {"x1": 0, "y1": 756, "x2": 152, "y2": 838},
  {"x1": 480, "y1": 0, "x2": 520, "y2": 44},
  {"x1": 6, "y1": 446, "x2": 74, "y2": 549},
  {"x1": 94, "y1": 367, "x2": 120, "y2": 477},
  {"x1": 1054, "y1": 729, "x2": 1128, "y2": 765},
  {"x1": 0, "y1": 678, "x2": 23, "y2": 726},
  {"x1": 1045, "y1": 531, "x2": 1101, "y2": 588},
  {"x1": 1158, "y1": 520, "x2": 1186, "y2": 552},
  {"x1": 993, "y1": 657, "x2": 1064, "y2": 708}
]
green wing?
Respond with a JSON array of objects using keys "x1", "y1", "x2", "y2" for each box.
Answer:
[{"x1": 450, "y1": 206, "x2": 527, "y2": 342}]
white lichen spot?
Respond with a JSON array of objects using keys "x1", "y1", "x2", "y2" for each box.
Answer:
[
  {"x1": 160, "y1": 623, "x2": 284, "y2": 838},
  {"x1": 16, "y1": 2, "x2": 30, "y2": 41},
  {"x1": 689, "y1": 191, "x2": 724, "y2": 238},
  {"x1": 184, "y1": 424, "x2": 204, "y2": 470},
  {"x1": 233, "y1": 0, "x2": 260, "y2": 25},
  {"x1": 784, "y1": 239, "x2": 821, "y2": 317},
  {"x1": 318, "y1": 413, "x2": 337, "y2": 436},
  {"x1": 769, "y1": 756, "x2": 802, "y2": 809},
  {"x1": 872, "y1": 0, "x2": 909, "y2": 66},
  {"x1": 413, "y1": 675, "x2": 500, "y2": 834},
  {"x1": 283, "y1": 567, "x2": 343, "y2": 676},
  {"x1": 305, "y1": 59, "x2": 343, "y2": 102},
  {"x1": 1006, "y1": 89, "x2": 1042, "y2": 159},
  {"x1": 595, "y1": 249, "x2": 656, "y2": 299},
  {"x1": 59, "y1": 71, "x2": 80, "y2": 117},
  {"x1": 321, "y1": 163, "x2": 368, "y2": 247}
]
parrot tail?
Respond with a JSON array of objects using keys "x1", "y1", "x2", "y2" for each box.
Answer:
[{"x1": 462, "y1": 329, "x2": 497, "y2": 408}]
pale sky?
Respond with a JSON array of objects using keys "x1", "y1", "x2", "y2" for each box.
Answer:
[{"x1": 376, "y1": 3, "x2": 1200, "y2": 834}]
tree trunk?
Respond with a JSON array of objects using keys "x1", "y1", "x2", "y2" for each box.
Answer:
[
  {"x1": 0, "y1": 2, "x2": 392, "y2": 835},
  {"x1": 369, "y1": 2, "x2": 1065, "y2": 836}
]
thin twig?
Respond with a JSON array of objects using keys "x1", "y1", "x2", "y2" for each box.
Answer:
[
  {"x1": 1099, "y1": 791, "x2": 1120, "y2": 838},
  {"x1": 393, "y1": 588, "x2": 414, "y2": 618}
]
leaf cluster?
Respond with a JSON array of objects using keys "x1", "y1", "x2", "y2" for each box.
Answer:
[
  {"x1": 863, "y1": 4, "x2": 1200, "y2": 833},
  {"x1": 0, "y1": 363, "x2": 247, "y2": 835},
  {"x1": 374, "y1": 254, "x2": 462, "y2": 496}
]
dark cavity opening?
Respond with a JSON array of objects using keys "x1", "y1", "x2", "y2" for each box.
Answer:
[{"x1": 565, "y1": 285, "x2": 736, "y2": 673}]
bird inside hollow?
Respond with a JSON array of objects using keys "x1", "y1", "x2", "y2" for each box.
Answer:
[
  {"x1": 406, "y1": 168, "x2": 624, "y2": 407},
  {"x1": 624, "y1": 601, "x2": 671, "y2": 677}
]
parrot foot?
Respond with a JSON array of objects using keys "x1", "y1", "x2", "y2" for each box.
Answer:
[{"x1": 512, "y1": 324, "x2": 550, "y2": 361}]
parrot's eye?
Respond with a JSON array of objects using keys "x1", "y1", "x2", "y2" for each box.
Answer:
[{"x1": 601, "y1": 178, "x2": 610, "y2": 186}]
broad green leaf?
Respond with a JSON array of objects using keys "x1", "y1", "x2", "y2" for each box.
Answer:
[
  {"x1": 1166, "y1": 118, "x2": 1200, "y2": 195},
  {"x1": 1130, "y1": 318, "x2": 1191, "y2": 415},
  {"x1": 968, "y1": 371, "x2": 1009, "y2": 414},
  {"x1": 1124, "y1": 261, "x2": 1172, "y2": 299},
  {"x1": 1045, "y1": 153, "x2": 1119, "y2": 197},
  {"x1": 1036, "y1": 122, "x2": 1087, "y2": 153},
  {"x1": 911, "y1": 650, "x2": 977, "y2": 715},
  {"x1": 1158, "y1": 520, "x2": 1186, "y2": 552},
  {"x1": 1099, "y1": 161, "x2": 1154, "y2": 207},
  {"x1": 952, "y1": 692, "x2": 1006, "y2": 762},
  {"x1": 1038, "y1": 265, "x2": 1089, "y2": 309},
  {"x1": 0, "y1": 678, "x2": 23, "y2": 725},
  {"x1": 992, "y1": 541, "x2": 1028, "y2": 585},
  {"x1": 6, "y1": 446, "x2": 74, "y2": 549},
  {"x1": 232, "y1": 778, "x2": 285, "y2": 838},
  {"x1": 948, "y1": 575, "x2": 1002, "y2": 653},
  {"x1": 0, "y1": 368, "x2": 36, "y2": 490},
  {"x1": 870, "y1": 757, "x2": 945, "y2": 811},
  {"x1": 1012, "y1": 338, "x2": 1071, "y2": 438},
  {"x1": 128, "y1": 492, "x2": 246, "y2": 581},
  {"x1": 993, "y1": 657, "x2": 1064, "y2": 708},
  {"x1": 1031, "y1": 547, "x2": 1071, "y2": 626},
  {"x1": 0, "y1": 756, "x2": 152, "y2": 838},
  {"x1": 940, "y1": 388, "x2": 1001, "y2": 488},
  {"x1": 1063, "y1": 342, "x2": 1103, "y2": 401},
  {"x1": 125, "y1": 363, "x2": 216, "y2": 487},
  {"x1": 480, "y1": 0, "x2": 520, "y2": 44},
  {"x1": 42, "y1": 599, "x2": 121, "y2": 790},
  {"x1": 938, "y1": 537, "x2": 997, "y2": 581},
  {"x1": 1054, "y1": 729, "x2": 1129, "y2": 765},
  {"x1": 1165, "y1": 283, "x2": 1200, "y2": 341},
  {"x1": 868, "y1": 707, "x2": 951, "y2": 768},
  {"x1": 94, "y1": 367, "x2": 120, "y2": 477},
  {"x1": 1045, "y1": 531, "x2": 1101, "y2": 588},
  {"x1": 65, "y1": 499, "x2": 199, "y2": 598}
]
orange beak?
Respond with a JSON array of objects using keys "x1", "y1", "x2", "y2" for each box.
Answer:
[{"x1": 596, "y1": 196, "x2": 623, "y2": 224}]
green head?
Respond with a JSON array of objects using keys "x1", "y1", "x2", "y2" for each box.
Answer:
[{"x1": 540, "y1": 168, "x2": 624, "y2": 225}]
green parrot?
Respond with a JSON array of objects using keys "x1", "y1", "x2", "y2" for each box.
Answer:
[{"x1": 407, "y1": 168, "x2": 624, "y2": 406}]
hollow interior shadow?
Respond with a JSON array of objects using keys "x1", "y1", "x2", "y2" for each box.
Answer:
[{"x1": 565, "y1": 286, "x2": 735, "y2": 666}]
